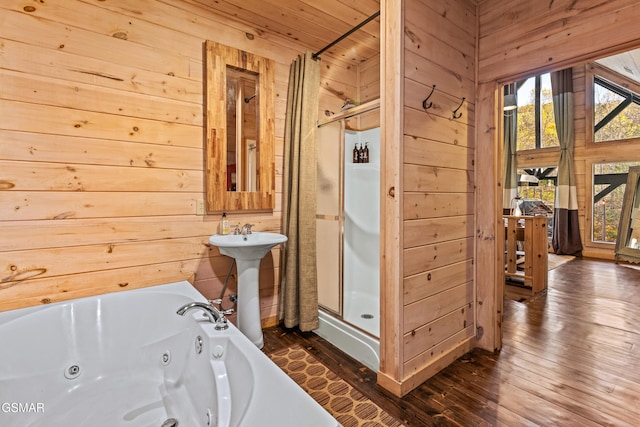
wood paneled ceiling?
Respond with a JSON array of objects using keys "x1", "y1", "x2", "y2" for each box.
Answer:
[
  {"x1": 191, "y1": 2, "x2": 636, "y2": 80},
  {"x1": 192, "y1": 0, "x2": 381, "y2": 66}
]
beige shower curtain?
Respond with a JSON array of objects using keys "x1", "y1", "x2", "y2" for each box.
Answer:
[{"x1": 279, "y1": 52, "x2": 320, "y2": 331}]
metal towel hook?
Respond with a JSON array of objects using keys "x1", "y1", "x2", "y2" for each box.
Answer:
[
  {"x1": 422, "y1": 84, "x2": 436, "y2": 110},
  {"x1": 452, "y1": 97, "x2": 465, "y2": 119}
]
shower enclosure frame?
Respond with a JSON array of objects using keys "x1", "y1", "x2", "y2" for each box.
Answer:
[{"x1": 315, "y1": 99, "x2": 381, "y2": 370}]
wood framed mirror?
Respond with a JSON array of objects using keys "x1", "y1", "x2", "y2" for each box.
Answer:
[
  {"x1": 615, "y1": 165, "x2": 640, "y2": 264},
  {"x1": 204, "y1": 40, "x2": 275, "y2": 212}
]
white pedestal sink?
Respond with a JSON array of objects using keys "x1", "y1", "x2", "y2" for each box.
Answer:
[{"x1": 209, "y1": 232, "x2": 287, "y2": 348}]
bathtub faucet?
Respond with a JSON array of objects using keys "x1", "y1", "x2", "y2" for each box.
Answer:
[{"x1": 176, "y1": 302, "x2": 229, "y2": 330}]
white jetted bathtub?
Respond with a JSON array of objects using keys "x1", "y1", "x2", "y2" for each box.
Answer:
[{"x1": 0, "y1": 281, "x2": 339, "y2": 427}]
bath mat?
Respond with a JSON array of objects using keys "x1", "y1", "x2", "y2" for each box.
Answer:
[{"x1": 270, "y1": 345, "x2": 405, "y2": 427}]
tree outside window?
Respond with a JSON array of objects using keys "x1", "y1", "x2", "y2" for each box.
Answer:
[
  {"x1": 592, "y1": 162, "x2": 640, "y2": 243},
  {"x1": 516, "y1": 167, "x2": 556, "y2": 206},
  {"x1": 593, "y1": 76, "x2": 640, "y2": 142},
  {"x1": 516, "y1": 73, "x2": 560, "y2": 151}
]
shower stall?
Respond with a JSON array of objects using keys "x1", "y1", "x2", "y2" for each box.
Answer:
[{"x1": 314, "y1": 102, "x2": 380, "y2": 370}]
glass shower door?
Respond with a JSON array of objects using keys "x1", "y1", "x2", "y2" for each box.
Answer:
[{"x1": 316, "y1": 121, "x2": 343, "y2": 315}]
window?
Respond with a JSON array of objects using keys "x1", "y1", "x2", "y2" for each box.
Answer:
[
  {"x1": 516, "y1": 167, "x2": 556, "y2": 237},
  {"x1": 592, "y1": 162, "x2": 640, "y2": 243},
  {"x1": 593, "y1": 76, "x2": 640, "y2": 142},
  {"x1": 516, "y1": 167, "x2": 556, "y2": 205},
  {"x1": 516, "y1": 73, "x2": 560, "y2": 151}
]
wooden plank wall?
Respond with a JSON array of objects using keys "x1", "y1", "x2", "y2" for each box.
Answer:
[
  {"x1": 478, "y1": 0, "x2": 640, "y2": 84},
  {"x1": 358, "y1": 53, "x2": 381, "y2": 104},
  {"x1": 475, "y1": 0, "x2": 640, "y2": 351},
  {"x1": 0, "y1": 0, "x2": 355, "y2": 325},
  {"x1": 378, "y1": 0, "x2": 476, "y2": 397}
]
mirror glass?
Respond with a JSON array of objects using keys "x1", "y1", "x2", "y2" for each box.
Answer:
[
  {"x1": 615, "y1": 166, "x2": 640, "y2": 263},
  {"x1": 205, "y1": 41, "x2": 275, "y2": 212},
  {"x1": 225, "y1": 67, "x2": 259, "y2": 192}
]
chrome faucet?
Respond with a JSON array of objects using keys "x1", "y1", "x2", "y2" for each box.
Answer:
[
  {"x1": 241, "y1": 223, "x2": 254, "y2": 236},
  {"x1": 176, "y1": 302, "x2": 228, "y2": 330},
  {"x1": 232, "y1": 224, "x2": 241, "y2": 235}
]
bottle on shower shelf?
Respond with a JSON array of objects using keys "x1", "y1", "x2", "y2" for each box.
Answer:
[
  {"x1": 363, "y1": 142, "x2": 369, "y2": 163},
  {"x1": 353, "y1": 143, "x2": 360, "y2": 163}
]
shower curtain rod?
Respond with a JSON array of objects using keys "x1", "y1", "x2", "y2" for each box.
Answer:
[
  {"x1": 312, "y1": 10, "x2": 380, "y2": 60},
  {"x1": 317, "y1": 98, "x2": 380, "y2": 127}
]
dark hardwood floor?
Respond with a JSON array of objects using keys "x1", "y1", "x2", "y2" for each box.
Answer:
[{"x1": 262, "y1": 258, "x2": 640, "y2": 426}]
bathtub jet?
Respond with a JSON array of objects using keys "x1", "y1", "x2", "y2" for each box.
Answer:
[{"x1": 161, "y1": 418, "x2": 179, "y2": 427}]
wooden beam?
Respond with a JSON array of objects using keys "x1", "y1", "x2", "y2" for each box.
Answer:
[{"x1": 378, "y1": 0, "x2": 404, "y2": 389}]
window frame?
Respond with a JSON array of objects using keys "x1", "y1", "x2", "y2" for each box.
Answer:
[
  {"x1": 586, "y1": 63, "x2": 640, "y2": 148},
  {"x1": 593, "y1": 76, "x2": 640, "y2": 136},
  {"x1": 589, "y1": 161, "x2": 640, "y2": 245},
  {"x1": 583, "y1": 63, "x2": 640, "y2": 253},
  {"x1": 515, "y1": 73, "x2": 559, "y2": 151}
]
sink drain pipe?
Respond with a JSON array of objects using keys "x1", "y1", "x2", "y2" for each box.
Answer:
[{"x1": 217, "y1": 259, "x2": 237, "y2": 313}]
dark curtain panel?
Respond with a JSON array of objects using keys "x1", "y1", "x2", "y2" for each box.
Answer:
[{"x1": 551, "y1": 68, "x2": 583, "y2": 256}]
